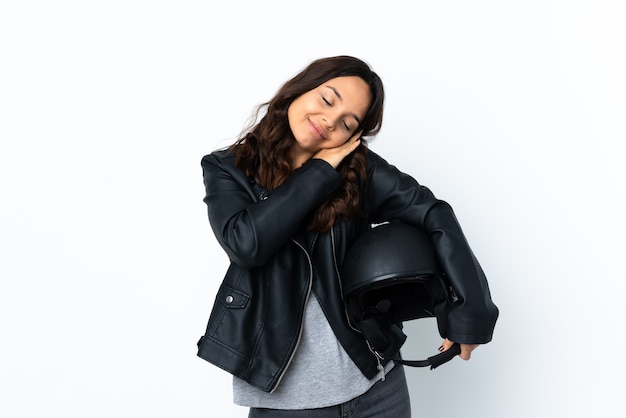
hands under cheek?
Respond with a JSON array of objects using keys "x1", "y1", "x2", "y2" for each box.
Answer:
[{"x1": 313, "y1": 131, "x2": 362, "y2": 169}]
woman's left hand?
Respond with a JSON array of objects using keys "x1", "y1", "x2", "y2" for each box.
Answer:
[{"x1": 440, "y1": 338, "x2": 479, "y2": 360}]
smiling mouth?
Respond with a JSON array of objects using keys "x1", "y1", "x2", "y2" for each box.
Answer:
[{"x1": 308, "y1": 119, "x2": 326, "y2": 139}]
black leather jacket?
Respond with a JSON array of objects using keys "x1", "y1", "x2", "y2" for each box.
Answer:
[{"x1": 197, "y1": 148, "x2": 498, "y2": 392}]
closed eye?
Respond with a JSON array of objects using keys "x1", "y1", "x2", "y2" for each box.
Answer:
[{"x1": 324, "y1": 85, "x2": 363, "y2": 127}]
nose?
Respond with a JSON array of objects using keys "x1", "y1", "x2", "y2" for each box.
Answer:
[{"x1": 322, "y1": 114, "x2": 337, "y2": 131}]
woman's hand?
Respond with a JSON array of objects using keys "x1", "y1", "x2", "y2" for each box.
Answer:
[
  {"x1": 313, "y1": 131, "x2": 362, "y2": 169},
  {"x1": 440, "y1": 338, "x2": 479, "y2": 361}
]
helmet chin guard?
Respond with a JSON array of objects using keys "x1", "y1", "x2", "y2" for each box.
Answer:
[{"x1": 342, "y1": 222, "x2": 460, "y2": 369}]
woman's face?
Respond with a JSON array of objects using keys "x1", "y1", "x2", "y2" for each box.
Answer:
[{"x1": 288, "y1": 76, "x2": 371, "y2": 156}]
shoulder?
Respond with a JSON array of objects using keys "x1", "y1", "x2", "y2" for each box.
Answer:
[
  {"x1": 200, "y1": 148, "x2": 250, "y2": 185},
  {"x1": 200, "y1": 148, "x2": 242, "y2": 177},
  {"x1": 364, "y1": 148, "x2": 406, "y2": 179},
  {"x1": 364, "y1": 148, "x2": 388, "y2": 166},
  {"x1": 201, "y1": 148, "x2": 234, "y2": 166}
]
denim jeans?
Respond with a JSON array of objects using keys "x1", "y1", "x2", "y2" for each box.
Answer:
[{"x1": 248, "y1": 365, "x2": 411, "y2": 418}]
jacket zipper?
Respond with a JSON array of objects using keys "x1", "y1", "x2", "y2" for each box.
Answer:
[
  {"x1": 331, "y1": 227, "x2": 386, "y2": 382},
  {"x1": 251, "y1": 184, "x2": 316, "y2": 392},
  {"x1": 366, "y1": 341, "x2": 387, "y2": 382},
  {"x1": 269, "y1": 237, "x2": 314, "y2": 393},
  {"x1": 331, "y1": 227, "x2": 362, "y2": 336}
]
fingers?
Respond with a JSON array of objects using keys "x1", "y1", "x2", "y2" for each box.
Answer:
[
  {"x1": 438, "y1": 338, "x2": 455, "y2": 352},
  {"x1": 342, "y1": 130, "x2": 363, "y2": 153},
  {"x1": 340, "y1": 130, "x2": 362, "y2": 149},
  {"x1": 348, "y1": 130, "x2": 363, "y2": 143},
  {"x1": 439, "y1": 339, "x2": 479, "y2": 361},
  {"x1": 343, "y1": 134, "x2": 361, "y2": 153},
  {"x1": 459, "y1": 344, "x2": 477, "y2": 360},
  {"x1": 313, "y1": 132, "x2": 362, "y2": 168}
]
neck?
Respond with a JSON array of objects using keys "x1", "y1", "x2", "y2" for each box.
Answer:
[{"x1": 289, "y1": 144, "x2": 314, "y2": 170}]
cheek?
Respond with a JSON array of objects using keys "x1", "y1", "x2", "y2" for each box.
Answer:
[
  {"x1": 287, "y1": 100, "x2": 309, "y2": 131},
  {"x1": 329, "y1": 132, "x2": 351, "y2": 146},
  {"x1": 287, "y1": 104, "x2": 300, "y2": 133}
]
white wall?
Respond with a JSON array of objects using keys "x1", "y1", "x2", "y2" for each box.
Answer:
[{"x1": 1, "y1": 1, "x2": 624, "y2": 417}]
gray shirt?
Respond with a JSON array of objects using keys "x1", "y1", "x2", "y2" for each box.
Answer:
[{"x1": 233, "y1": 294, "x2": 393, "y2": 409}]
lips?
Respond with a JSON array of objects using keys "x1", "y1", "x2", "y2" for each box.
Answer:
[{"x1": 308, "y1": 118, "x2": 326, "y2": 140}]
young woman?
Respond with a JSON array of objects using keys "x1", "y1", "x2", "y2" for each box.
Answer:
[{"x1": 197, "y1": 56, "x2": 499, "y2": 417}]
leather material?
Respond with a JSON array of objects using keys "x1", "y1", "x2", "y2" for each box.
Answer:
[{"x1": 197, "y1": 148, "x2": 499, "y2": 392}]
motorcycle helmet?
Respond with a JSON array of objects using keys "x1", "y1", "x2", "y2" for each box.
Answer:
[{"x1": 341, "y1": 222, "x2": 460, "y2": 369}]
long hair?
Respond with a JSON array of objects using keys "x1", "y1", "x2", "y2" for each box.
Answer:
[{"x1": 230, "y1": 56, "x2": 385, "y2": 232}]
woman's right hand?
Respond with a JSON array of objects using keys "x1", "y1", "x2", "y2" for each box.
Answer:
[{"x1": 313, "y1": 131, "x2": 362, "y2": 169}]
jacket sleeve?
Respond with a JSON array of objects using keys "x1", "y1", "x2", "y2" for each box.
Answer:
[
  {"x1": 201, "y1": 152, "x2": 341, "y2": 268},
  {"x1": 365, "y1": 152, "x2": 499, "y2": 344}
]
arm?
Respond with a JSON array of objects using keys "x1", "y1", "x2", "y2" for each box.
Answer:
[
  {"x1": 202, "y1": 133, "x2": 362, "y2": 267},
  {"x1": 202, "y1": 152, "x2": 341, "y2": 268},
  {"x1": 365, "y1": 152, "x2": 499, "y2": 345}
]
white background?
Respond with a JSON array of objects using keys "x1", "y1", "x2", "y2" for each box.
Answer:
[{"x1": 1, "y1": 1, "x2": 624, "y2": 417}]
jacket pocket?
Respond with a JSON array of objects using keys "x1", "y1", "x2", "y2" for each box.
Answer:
[
  {"x1": 215, "y1": 285, "x2": 249, "y2": 309},
  {"x1": 202, "y1": 280, "x2": 258, "y2": 358}
]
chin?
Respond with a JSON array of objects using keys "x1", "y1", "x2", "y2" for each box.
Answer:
[{"x1": 295, "y1": 138, "x2": 316, "y2": 152}]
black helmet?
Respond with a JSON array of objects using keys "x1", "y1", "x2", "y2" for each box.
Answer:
[{"x1": 342, "y1": 222, "x2": 460, "y2": 369}]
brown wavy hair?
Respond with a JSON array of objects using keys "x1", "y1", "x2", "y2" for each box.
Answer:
[{"x1": 230, "y1": 56, "x2": 385, "y2": 232}]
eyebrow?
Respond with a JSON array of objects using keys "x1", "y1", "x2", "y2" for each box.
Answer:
[{"x1": 325, "y1": 85, "x2": 362, "y2": 125}]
